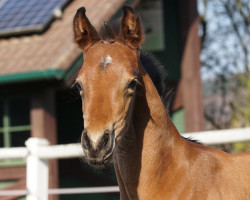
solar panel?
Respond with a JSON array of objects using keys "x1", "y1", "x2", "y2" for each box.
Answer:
[{"x1": 0, "y1": 0, "x2": 71, "y2": 36}]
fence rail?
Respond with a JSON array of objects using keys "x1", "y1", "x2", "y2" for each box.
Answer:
[
  {"x1": 0, "y1": 127, "x2": 250, "y2": 199},
  {"x1": 183, "y1": 127, "x2": 250, "y2": 145},
  {"x1": 0, "y1": 186, "x2": 120, "y2": 196}
]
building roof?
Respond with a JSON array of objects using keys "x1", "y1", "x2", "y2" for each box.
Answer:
[{"x1": 0, "y1": 0, "x2": 125, "y2": 84}]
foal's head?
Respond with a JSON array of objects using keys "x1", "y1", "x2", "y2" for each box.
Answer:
[{"x1": 73, "y1": 6, "x2": 144, "y2": 168}]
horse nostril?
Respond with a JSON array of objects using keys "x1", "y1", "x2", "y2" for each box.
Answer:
[
  {"x1": 82, "y1": 129, "x2": 91, "y2": 150},
  {"x1": 99, "y1": 130, "x2": 110, "y2": 149}
]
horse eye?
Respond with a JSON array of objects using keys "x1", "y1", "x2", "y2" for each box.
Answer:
[
  {"x1": 127, "y1": 79, "x2": 137, "y2": 90},
  {"x1": 73, "y1": 82, "x2": 82, "y2": 91}
]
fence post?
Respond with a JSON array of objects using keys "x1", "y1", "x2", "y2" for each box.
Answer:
[{"x1": 25, "y1": 138, "x2": 49, "y2": 200}]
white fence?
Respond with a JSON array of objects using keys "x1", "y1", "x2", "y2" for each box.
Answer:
[{"x1": 0, "y1": 127, "x2": 250, "y2": 199}]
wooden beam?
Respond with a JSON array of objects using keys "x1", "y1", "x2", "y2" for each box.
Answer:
[
  {"x1": 30, "y1": 89, "x2": 58, "y2": 200},
  {"x1": 0, "y1": 166, "x2": 26, "y2": 181},
  {"x1": 178, "y1": 0, "x2": 204, "y2": 132}
]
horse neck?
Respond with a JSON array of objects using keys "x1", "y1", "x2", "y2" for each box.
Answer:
[
  {"x1": 132, "y1": 66, "x2": 187, "y2": 173},
  {"x1": 134, "y1": 66, "x2": 183, "y2": 149}
]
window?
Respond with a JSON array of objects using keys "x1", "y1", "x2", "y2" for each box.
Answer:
[{"x1": 0, "y1": 97, "x2": 31, "y2": 148}]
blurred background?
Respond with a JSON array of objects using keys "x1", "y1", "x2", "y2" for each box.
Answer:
[{"x1": 0, "y1": 0, "x2": 249, "y2": 199}]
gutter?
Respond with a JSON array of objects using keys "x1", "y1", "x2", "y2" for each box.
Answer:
[
  {"x1": 0, "y1": 55, "x2": 83, "y2": 85},
  {"x1": 0, "y1": 69, "x2": 64, "y2": 84}
]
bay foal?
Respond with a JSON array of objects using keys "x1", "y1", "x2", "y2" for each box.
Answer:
[{"x1": 73, "y1": 6, "x2": 250, "y2": 200}]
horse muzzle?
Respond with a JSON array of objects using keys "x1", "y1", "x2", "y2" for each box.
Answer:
[{"x1": 81, "y1": 129, "x2": 115, "y2": 168}]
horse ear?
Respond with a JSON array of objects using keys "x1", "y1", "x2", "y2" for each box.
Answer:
[
  {"x1": 120, "y1": 6, "x2": 144, "y2": 49},
  {"x1": 73, "y1": 7, "x2": 100, "y2": 51}
]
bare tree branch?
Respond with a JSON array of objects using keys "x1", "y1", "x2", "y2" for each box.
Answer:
[{"x1": 224, "y1": 2, "x2": 249, "y2": 73}]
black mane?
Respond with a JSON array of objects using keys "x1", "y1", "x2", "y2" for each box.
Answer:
[
  {"x1": 183, "y1": 137, "x2": 202, "y2": 144},
  {"x1": 139, "y1": 51, "x2": 166, "y2": 96},
  {"x1": 99, "y1": 20, "x2": 121, "y2": 41}
]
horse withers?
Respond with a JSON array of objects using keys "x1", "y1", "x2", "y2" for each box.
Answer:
[{"x1": 72, "y1": 6, "x2": 250, "y2": 200}]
